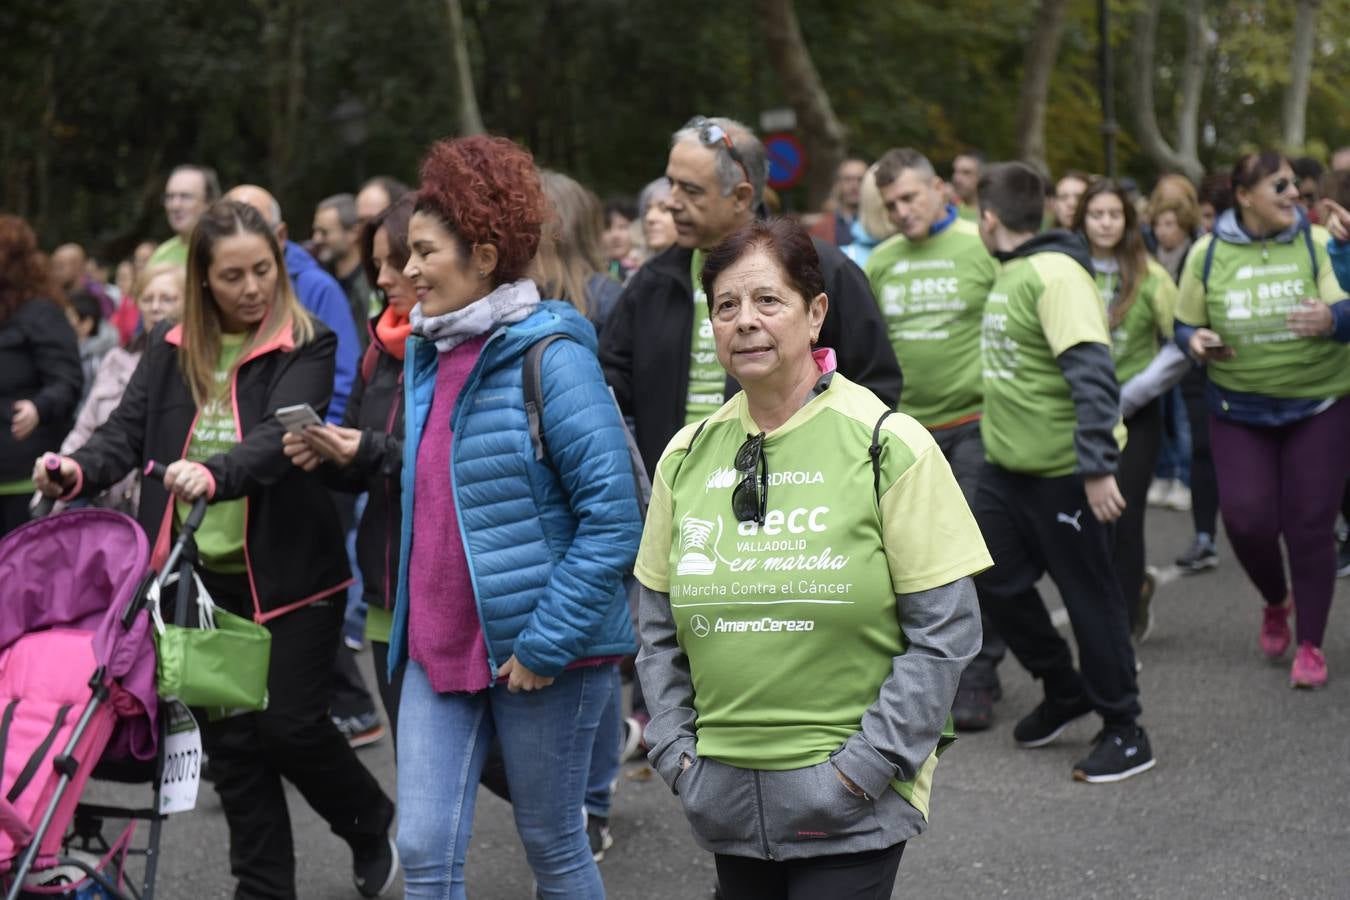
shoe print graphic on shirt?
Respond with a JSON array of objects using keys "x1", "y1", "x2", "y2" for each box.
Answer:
[
  {"x1": 676, "y1": 514, "x2": 724, "y2": 577},
  {"x1": 1056, "y1": 510, "x2": 1084, "y2": 533}
]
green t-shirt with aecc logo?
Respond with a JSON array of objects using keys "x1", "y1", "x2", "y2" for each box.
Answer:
[
  {"x1": 865, "y1": 219, "x2": 998, "y2": 427},
  {"x1": 1093, "y1": 258, "x2": 1178, "y2": 385},
  {"x1": 684, "y1": 249, "x2": 726, "y2": 425},
  {"x1": 1175, "y1": 227, "x2": 1350, "y2": 399},
  {"x1": 980, "y1": 251, "x2": 1127, "y2": 477},
  {"x1": 635, "y1": 373, "x2": 992, "y2": 819},
  {"x1": 177, "y1": 332, "x2": 248, "y2": 574}
]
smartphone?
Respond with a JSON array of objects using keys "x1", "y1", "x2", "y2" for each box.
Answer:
[
  {"x1": 1200, "y1": 336, "x2": 1228, "y2": 350},
  {"x1": 275, "y1": 403, "x2": 324, "y2": 435}
]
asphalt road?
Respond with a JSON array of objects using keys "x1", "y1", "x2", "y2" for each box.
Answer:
[{"x1": 81, "y1": 506, "x2": 1350, "y2": 899}]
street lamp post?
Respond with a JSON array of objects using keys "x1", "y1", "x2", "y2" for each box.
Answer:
[{"x1": 1098, "y1": 0, "x2": 1118, "y2": 179}]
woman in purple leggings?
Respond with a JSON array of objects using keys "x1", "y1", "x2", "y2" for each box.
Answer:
[{"x1": 1175, "y1": 151, "x2": 1350, "y2": 689}]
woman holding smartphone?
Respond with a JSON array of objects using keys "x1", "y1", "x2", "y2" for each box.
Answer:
[
  {"x1": 1176, "y1": 151, "x2": 1350, "y2": 689},
  {"x1": 34, "y1": 200, "x2": 399, "y2": 900}
]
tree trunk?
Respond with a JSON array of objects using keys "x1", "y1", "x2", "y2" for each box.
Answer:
[
  {"x1": 1129, "y1": 0, "x2": 1205, "y2": 184},
  {"x1": 1282, "y1": 0, "x2": 1319, "y2": 152},
  {"x1": 258, "y1": 0, "x2": 306, "y2": 197},
  {"x1": 755, "y1": 0, "x2": 846, "y2": 209},
  {"x1": 446, "y1": 0, "x2": 484, "y2": 136},
  {"x1": 1015, "y1": 0, "x2": 1071, "y2": 172}
]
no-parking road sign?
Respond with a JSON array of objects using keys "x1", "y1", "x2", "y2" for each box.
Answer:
[{"x1": 764, "y1": 133, "x2": 806, "y2": 190}]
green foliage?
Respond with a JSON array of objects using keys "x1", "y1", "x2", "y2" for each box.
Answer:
[{"x1": 2, "y1": 0, "x2": 1348, "y2": 257}]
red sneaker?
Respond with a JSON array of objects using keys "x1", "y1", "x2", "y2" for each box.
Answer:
[
  {"x1": 1260, "y1": 602, "x2": 1292, "y2": 659},
  {"x1": 1290, "y1": 642, "x2": 1327, "y2": 689}
]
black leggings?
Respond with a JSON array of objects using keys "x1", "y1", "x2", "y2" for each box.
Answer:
[
  {"x1": 715, "y1": 843, "x2": 906, "y2": 900},
  {"x1": 1115, "y1": 399, "x2": 1163, "y2": 622}
]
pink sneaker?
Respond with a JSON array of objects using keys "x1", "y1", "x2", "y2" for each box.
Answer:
[
  {"x1": 1260, "y1": 602, "x2": 1292, "y2": 658},
  {"x1": 1290, "y1": 642, "x2": 1327, "y2": 689}
]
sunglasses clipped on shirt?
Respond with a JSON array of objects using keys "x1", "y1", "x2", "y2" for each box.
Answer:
[
  {"x1": 684, "y1": 116, "x2": 751, "y2": 186},
  {"x1": 731, "y1": 432, "x2": 768, "y2": 526}
]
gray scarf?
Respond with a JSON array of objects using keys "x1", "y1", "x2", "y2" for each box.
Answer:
[{"x1": 410, "y1": 278, "x2": 540, "y2": 352}]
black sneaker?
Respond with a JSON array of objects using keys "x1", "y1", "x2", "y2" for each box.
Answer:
[
  {"x1": 333, "y1": 711, "x2": 386, "y2": 749},
  {"x1": 952, "y1": 685, "x2": 995, "y2": 732},
  {"x1": 1072, "y1": 725, "x2": 1156, "y2": 783},
  {"x1": 1337, "y1": 540, "x2": 1350, "y2": 578},
  {"x1": 1176, "y1": 535, "x2": 1219, "y2": 573},
  {"x1": 352, "y1": 830, "x2": 399, "y2": 898},
  {"x1": 1012, "y1": 694, "x2": 1094, "y2": 748},
  {"x1": 586, "y1": 814, "x2": 613, "y2": 863}
]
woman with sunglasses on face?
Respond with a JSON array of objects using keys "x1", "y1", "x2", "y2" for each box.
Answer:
[
  {"x1": 1072, "y1": 179, "x2": 1180, "y2": 641},
  {"x1": 634, "y1": 218, "x2": 988, "y2": 900},
  {"x1": 1177, "y1": 151, "x2": 1350, "y2": 689},
  {"x1": 35, "y1": 200, "x2": 399, "y2": 900},
  {"x1": 388, "y1": 135, "x2": 641, "y2": 900}
]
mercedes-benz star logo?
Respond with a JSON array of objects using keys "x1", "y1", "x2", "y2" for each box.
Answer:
[{"x1": 690, "y1": 615, "x2": 711, "y2": 638}]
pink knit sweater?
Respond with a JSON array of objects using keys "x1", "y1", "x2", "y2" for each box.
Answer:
[{"x1": 407, "y1": 336, "x2": 492, "y2": 693}]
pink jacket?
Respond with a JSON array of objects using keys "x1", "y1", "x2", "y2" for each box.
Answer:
[{"x1": 59, "y1": 346, "x2": 142, "y2": 513}]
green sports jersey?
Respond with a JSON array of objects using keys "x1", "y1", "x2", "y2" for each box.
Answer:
[
  {"x1": 1176, "y1": 227, "x2": 1350, "y2": 399},
  {"x1": 1093, "y1": 258, "x2": 1177, "y2": 384},
  {"x1": 981, "y1": 251, "x2": 1127, "y2": 477},
  {"x1": 635, "y1": 373, "x2": 991, "y2": 818},
  {"x1": 685, "y1": 249, "x2": 725, "y2": 424},
  {"x1": 149, "y1": 236, "x2": 188, "y2": 268},
  {"x1": 865, "y1": 220, "x2": 998, "y2": 427},
  {"x1": 178, "y1": 333, "x2": 247, "y2": 573}
]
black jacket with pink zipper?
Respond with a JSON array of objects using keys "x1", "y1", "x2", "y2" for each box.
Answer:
[
  {"x1": 320, "y1": 308, "x2": 404, "y2": 614},
  {"x1": 65, "y1": 317, "x2": 352, "y2": 622}
]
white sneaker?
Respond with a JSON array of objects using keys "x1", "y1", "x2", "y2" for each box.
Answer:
[
  {"x1": 1146, "y1": 478, "x2": 1173, "y2": 507},
  {"x1": 1165, "y1": 481, "x2": 1192, "y2": 511}
]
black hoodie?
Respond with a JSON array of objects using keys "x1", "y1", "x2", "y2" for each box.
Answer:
[{"x1": 995, "y1": 229, "x2": 1122, "y2": 476}]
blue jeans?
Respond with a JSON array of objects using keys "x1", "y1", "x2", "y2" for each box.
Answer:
[
  {"x1": 585, "y1": 664, "x2": 622, "y2": 819},
  {"x1": 397, "y1": 658, "x2": 611, "y2": 900},
  {"x1": 1154, "y1": 386, "x2": 1192, "y2": 486}
]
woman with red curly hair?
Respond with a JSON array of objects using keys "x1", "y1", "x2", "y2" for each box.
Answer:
[
  {"x1": 0, "y1": 214, "x2": 82, "y2": 534},
  {"x1": 387, "y1": 135, "x2": 641, "y2": 898}
]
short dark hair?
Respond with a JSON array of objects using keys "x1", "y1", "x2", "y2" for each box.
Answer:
[
  {"x1": 1199, "y1": 172, "x2": 1232, "y2": 214},
  {"x1": 317, "y1": 193, "x2": 359, "y2": 230},
  {"x1": 361, "y1": 193, "x2": 416, "y2": 289},
  {"x1": 978, "y1": 162, "x2": 1047, "y2": 234},
  {"x1": 1231, "y1": 150, "x2": 1289, "y2": 195},
  {"x1": 700, "y1": 218, "x2": 824, "y2": 309},
  {"x1": 874, "y1": 148, "x2": 935, "y2": 189},
  {"x1": 69, "y1": 289, "x2": 102, "y2": 326},
  {"x1": 1291, "y1": 156, "x2": 1324, "y2": 182},
  {"x1": 603, "y1": 197, "x2": 637, "y2": 224},
  {"x1": 954, "y1": 148, "x2": 986, "y2": 165}
]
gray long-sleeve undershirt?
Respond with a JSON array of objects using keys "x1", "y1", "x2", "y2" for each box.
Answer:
[
  {"x1": 635, "y1": 577, "x2": 982, "y2": 799},
  {"x1": 1055, "y1": 342, "x2": 1122, "y2": 477}
]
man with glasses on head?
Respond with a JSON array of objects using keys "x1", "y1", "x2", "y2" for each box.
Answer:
[
  {"x1": 600, "y1": 115, "x2": 902, "y2": 477},
  {"x1": 150, "y1": 164, "x2": 221, "y2": 267}
]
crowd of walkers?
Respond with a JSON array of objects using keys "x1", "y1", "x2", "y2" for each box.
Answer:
[{"x1": 3, "y1": 115, "x2": 1348, "y2": 900}]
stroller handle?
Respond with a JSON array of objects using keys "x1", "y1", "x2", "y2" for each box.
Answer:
[
  {"x1": 29, "y1": 455, "x2": 67, "y2": 519},
  {"x1": 144, "y1": 461, "x2": 208, "y2": 533}
]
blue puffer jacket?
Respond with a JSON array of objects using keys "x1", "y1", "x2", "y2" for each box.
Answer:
[{"x1": 388, "y1": 300, "x2": 641, "y2": 680}]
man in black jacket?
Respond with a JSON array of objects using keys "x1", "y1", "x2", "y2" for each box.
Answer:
[{"x1": 600, "y1": 115, "x2": 902, "y2": 473}]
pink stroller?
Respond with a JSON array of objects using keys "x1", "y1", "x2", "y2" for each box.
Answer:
[{"x1": 0, "y1": 509, "x2": 162, "y2": 899}]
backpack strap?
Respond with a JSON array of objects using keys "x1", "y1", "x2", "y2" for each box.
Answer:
[
  {"x1": 523, "y1": 334, "x2": 574, "y2": 462},
  {"x1": 359, "y1": 342, "x2": 380, "y2": 385},
  {"x1": 870, "y1": 410, "x2": 893, "y2": 500},
  {"x1": 1302, "y1": 219, "x2": 1320, "y2": 284},
  {"x1": 1201, "y1": 235, "x2": 1219, "y2": 293}
]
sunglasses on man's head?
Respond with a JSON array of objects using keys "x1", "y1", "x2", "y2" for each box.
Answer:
[
  {"x1": 684, "y1": 116, "x2": 751, "y2": 186},
  {"x1": 731, "y1": 432, "x2": 767, "y2": 526}
]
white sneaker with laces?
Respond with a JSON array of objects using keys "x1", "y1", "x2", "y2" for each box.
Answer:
[{"x1": 1146, "y1": 478, "x2": 1173, "y2": 507}]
